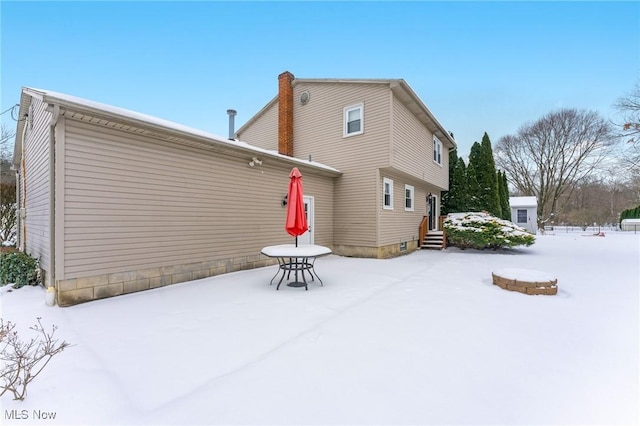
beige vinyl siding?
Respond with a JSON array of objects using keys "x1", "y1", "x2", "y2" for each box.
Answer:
[
  {"x1": 391, "y1": 97, "x2": 448, "y2": 190},
  {"x1": 290, "y1": 82, "x2": 392, "y2": 247},
  {"x1": 377, "y1": 170, "x2": 440, "y2": 247},
  {"x1": 235, "y1": 102, "x2": 278, "y2": 151},
  {"x1": 23, "y1": 97, "x2": 52, "y2": 276},
  {"x1": 62, "y1": 119, "x2": 334, "y2": 279}
]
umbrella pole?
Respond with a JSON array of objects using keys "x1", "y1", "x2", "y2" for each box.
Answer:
[{"x1": 294, "y1": 236, "x2": 298, "y2": 282}]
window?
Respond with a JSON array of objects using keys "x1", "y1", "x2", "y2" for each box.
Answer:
[
  {"x1": 405, "y1": 185, "x2": 414, "y2": 211},
  {"x1": 383, "y1": 178, "x2": 393, "y2": 210},
  {"x1": 433, "y1": 136, "x2": 442, "y2": 165},
  {"x1": 344, "y1": 103, "x2": 363, "y2": 137},
  {"x1": 517, "y1": 209, "x2": 527, "y2": 223}
]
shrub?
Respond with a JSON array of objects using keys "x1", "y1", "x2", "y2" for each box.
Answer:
[
  {"x1": 1, "y1": 318, "x2": 71, "y2": 400},
  {"x1": 444, "y1": 212, "x2": 535, "y2": 250},
  {"x1": 0, "y1": 252, "x2": 40, "y2": 288}
]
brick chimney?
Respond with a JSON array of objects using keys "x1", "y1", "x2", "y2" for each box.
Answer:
[{"x1": 278, "y1": 71, "x2": 294, "y2": 157}]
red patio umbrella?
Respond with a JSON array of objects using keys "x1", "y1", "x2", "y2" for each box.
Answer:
[{"x1": 285, "y1": 167, "x2": 308, "y2": 246}]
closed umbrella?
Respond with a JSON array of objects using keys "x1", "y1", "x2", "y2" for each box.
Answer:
[{"x1": 285, "y1": 167, "x2": 308, "y2": 246}]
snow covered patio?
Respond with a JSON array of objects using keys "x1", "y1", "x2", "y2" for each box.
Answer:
[{"x1": 1, "y1": 232, "x2": 638, "y2": 425}]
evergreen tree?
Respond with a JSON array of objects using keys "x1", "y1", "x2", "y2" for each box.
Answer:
[
  {"x1": 497, "y1": 170, "x2": 505, "y2": 218},
  {"x1": 501, "y1": 171, "x2": 511, "y2": 220},
  {"x1": 466, "y1": 160, "x2": 480, "y2": 212},
  {"x1": 441, "y1": 149, "x2": 458, "y2": 214},
  {"x1": 447, "y1": 156, "x2": 469, "y2": 213},
  {"x1": 468, "y1": 133, "x2": 501, "y2": 216}
]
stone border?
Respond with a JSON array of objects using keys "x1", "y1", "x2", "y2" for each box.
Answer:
[{"x1": 492, "y1": 268, "x2": 558, "y2": 295}]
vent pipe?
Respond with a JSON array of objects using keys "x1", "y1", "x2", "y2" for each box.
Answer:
[{"x1": 226, "y1": 109, "x2": 237, "y2": 140}]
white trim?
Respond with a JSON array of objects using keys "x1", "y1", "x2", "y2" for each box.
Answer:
[
  {"x1": 343, "y1": 103, "x2": 364, "y2": 137},
  {"x1": 301, "y1": 196, "x2": 315, "y2": 245},
  {"x1": 433, "y1": 136, "x2": 442, "y2": 166},
  {"x1": 516, "y1": 208, "x2": 528, "y2": 224},
  {"x1": 428, "y1": 194, "x2": 439, "y2": 231},
  {"x1": 383, "y1": 177, "x2": 393, "y2": 210},
  {"x1": 404, "y1": 184, "x2": 414, "y2": 211}
]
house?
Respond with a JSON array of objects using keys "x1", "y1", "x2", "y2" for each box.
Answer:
[
  {"x1": 620, "y1": 218, "x2": 640, "y2": 232},
  {"x1": 12, "y1": 71, "x2": 456, "y2": 306},
  {"x1": 12, "y1": 87, "x2": 340, "y2": 306},
  {"x1": 236, "y1": 71, "x2": 456, "y2": 258},
  {"x1": 509, "y1": 196, "x2": 537, "y2": 234}
]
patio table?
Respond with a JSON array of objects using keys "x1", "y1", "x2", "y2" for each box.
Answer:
[{"x1": 260, "y1": 244, "x2": 332, "y2": 290}]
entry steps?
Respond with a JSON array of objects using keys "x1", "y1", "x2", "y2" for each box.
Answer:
[{"x1": 421, "y1": 230, "x2": 445, "y2": 250}]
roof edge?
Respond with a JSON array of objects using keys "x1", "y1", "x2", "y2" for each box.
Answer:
[{"x1": 15, "y1": 87, "x2": 341, "y2": 177}]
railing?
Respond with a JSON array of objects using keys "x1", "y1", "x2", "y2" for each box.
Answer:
[
  {"x1": 418, "y1": 215, "x2": 448, "y2": 248},
  {"x1": 419, "y1": 216, "x2": 428, "y2": 246}
]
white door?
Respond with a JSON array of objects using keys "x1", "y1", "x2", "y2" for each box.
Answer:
[{"x1": 299, "y1": 196, "x2": 314, "y2": 245}]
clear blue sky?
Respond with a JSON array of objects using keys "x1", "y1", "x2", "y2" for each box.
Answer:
[{"x1": 1, "y1": 1, "x2": 638, "y2": 157}]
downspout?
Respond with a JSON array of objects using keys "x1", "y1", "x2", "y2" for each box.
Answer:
[
  {"x1": 20, "y1": 121, "x2": 28, "y2": 252},
  {"x1": 48, "y1": 104, "x2": 60, "y2": 288}
]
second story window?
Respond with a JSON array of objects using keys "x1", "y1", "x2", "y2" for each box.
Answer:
[
  {"x1": 433, "y1": 136, "x2": 442, "y2": 165},
  {"x1": 344, "y1": 103, "x2": 364, "y2": 137}
]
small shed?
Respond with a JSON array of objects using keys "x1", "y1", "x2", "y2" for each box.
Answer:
[
  {"x1": 621, "y1": 219, "x2": 640, "y2": 232},
  {"x1": 509, "y1": 196, "x2": 537, "y2": 234}
]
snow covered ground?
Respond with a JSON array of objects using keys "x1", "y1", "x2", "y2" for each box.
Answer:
[{"x1": 1, "y1": 232, "x2": 638, "y2": 425}]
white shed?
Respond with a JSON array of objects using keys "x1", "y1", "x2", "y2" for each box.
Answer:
[
  {"x1": 510, "y1": 196, "x2": 537, "y2": 234},
  {"x1": 621, "y1": 219, "x2": 640, "y2": 232}
]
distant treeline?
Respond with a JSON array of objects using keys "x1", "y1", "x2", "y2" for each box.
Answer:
[{"x1": 620, "y1": 205, "x2": 640, "y2": 223}]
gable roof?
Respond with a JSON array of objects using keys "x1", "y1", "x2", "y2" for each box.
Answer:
[
  {"x1": 12, "y1": 87, "x2": 341, "y2": 177},
  {"x1": 236, "y1": 76, "x2": 457, "y2": 149},
  {"x1": 509, "y1": 196, "x2": 538, "y2": 208}
]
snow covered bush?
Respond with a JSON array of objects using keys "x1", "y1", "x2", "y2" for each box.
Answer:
[
  {"x1": 0, "y1": 252, "x2": 40, "y2": 288},
  {"x1": 444, "y1": 212, "x2": 535, "y2": 250}
]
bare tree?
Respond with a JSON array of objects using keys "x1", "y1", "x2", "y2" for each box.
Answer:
[
  {"x1": 1, "y1": 124, "x2": 17, "y2": 245},
  {"x1": 615, "y1": 82, "x2": 640, "y2": 142},
  {"x1": 0, "y1": 122, "x2": 15, "y2": 158},
  {"x1": 614, "y1": 82, "x2": 640, "y2": 174},
  {"x1": 495, "y1": 108, "x2": 614, "y2": 229},
  {"x1": 1, "y1": 318, "x2": 71, "y2": 400}
]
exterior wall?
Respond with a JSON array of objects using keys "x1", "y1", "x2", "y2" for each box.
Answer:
[
  {"x1": 621, "y1": 219, "x2": 640, "y2": 232},
  {"x1": 239, "y1": 82, "x2": 392, "y2": 251},
  {"x1": 510, "y1": 206, "x2": 537, "y2": 234},
  {"x1": 288, "y1": 82, "x2": 392, "y2": 251},
  {"x1": 391, "y1": 97, "x2": 449, "y2": 190},
  {"x1": 20, "y1": 97, "x2": 52, "y2": 283},
  {"x1": 377, "y1": 169, "x2": 440, "y2": 253},
  {"x1": 238, "y1": 79, "x2": 452, "y2": 258},
  {"x1": 56, "y1": 119, "x2": 335, "y2": 305},
  {"x1": 236, "y1": 101, "x2": 278, "y2": 151}
]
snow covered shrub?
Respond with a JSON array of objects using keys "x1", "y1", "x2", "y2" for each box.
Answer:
[
  {"x1": 0, "y1": 252, "x2": 40, "y2": 288},
  {"x1": 0, "y1": 318, "x2": 71, "y2": 400},
  {"x1": 444, "y1": 212, "x2": 535, "y2": 250}
]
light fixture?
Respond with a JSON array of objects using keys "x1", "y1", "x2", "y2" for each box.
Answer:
[
  {"x1": 249, "y1": 156, "x2": 262, "y2": 167},
  {"x1": 282, "y1": 195, "x2": 288, "y2": 207}
]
